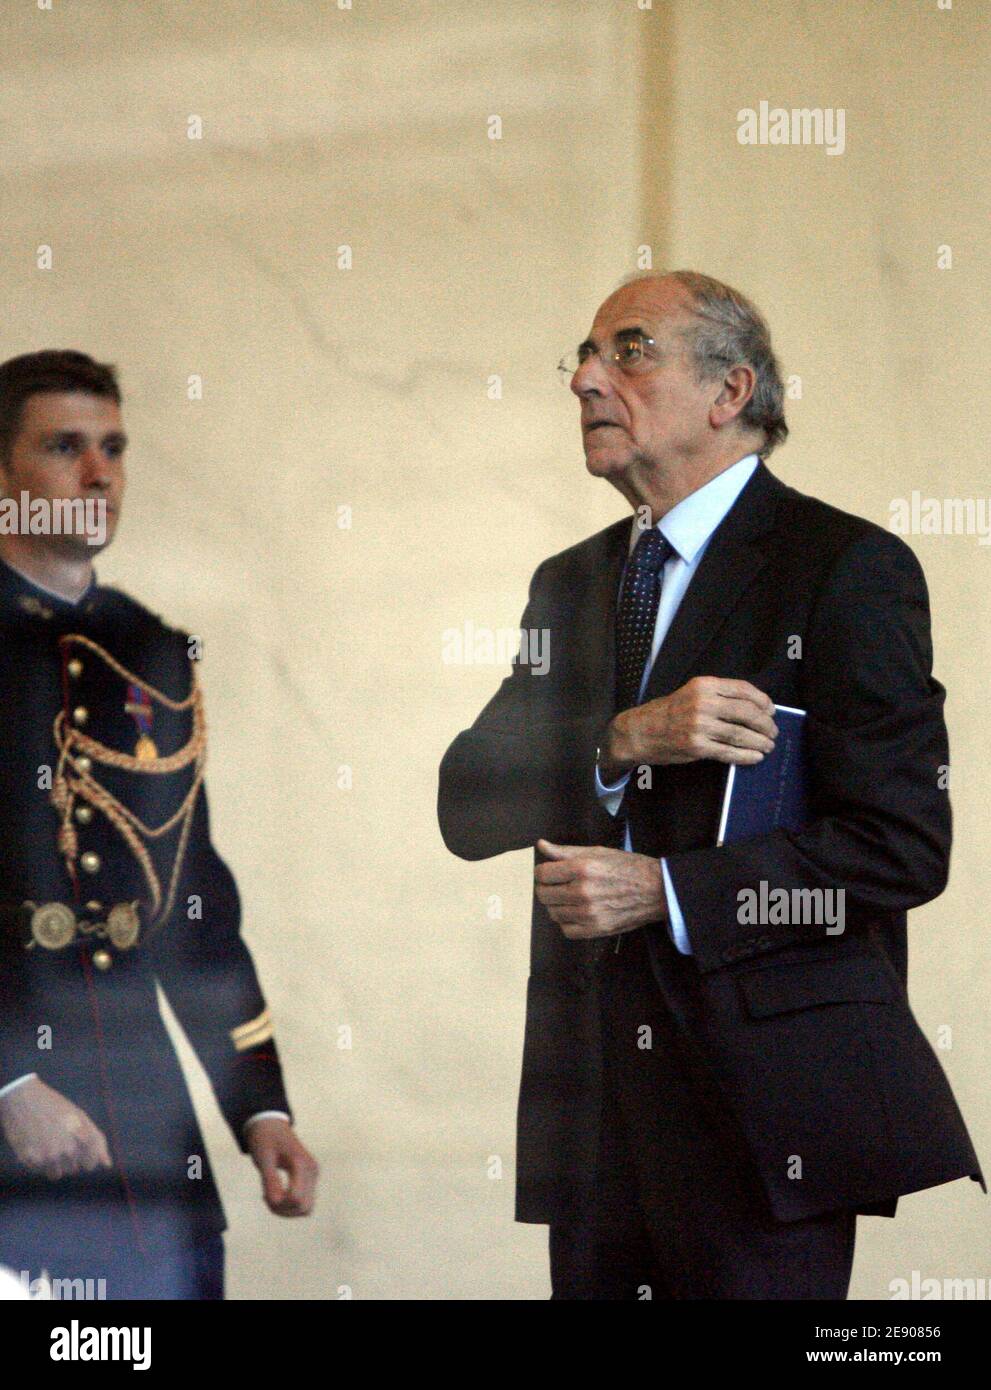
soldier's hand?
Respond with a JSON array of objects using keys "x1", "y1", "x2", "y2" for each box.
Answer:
[
  {"x1": 0, "y1": 1077, "x2": 112, "y2": 1180},
  {"x1": 599, "y1": 677, "x2": 777, "y2": 779},
  {"x1": 246, "y1": 1117, "x2": 319, "y2": 1217}
]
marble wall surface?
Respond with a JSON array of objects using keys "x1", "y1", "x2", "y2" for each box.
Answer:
[{"x1": 1, "y1": 0, "x2": 986, "y2": 1299}]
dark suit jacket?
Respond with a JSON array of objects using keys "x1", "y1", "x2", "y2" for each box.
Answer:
[{"x1": 438, "y1": 461, "x2": 984, "y2": 1225}]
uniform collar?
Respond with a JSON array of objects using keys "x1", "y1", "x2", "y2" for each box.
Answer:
[{"x1": 0, "y1": 556, "x2": 100, "y2": 625}]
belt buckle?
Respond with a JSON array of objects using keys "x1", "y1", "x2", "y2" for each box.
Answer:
[
  {"x1": 25, "y1": 902, "x2": 77, "y2": 951},
  {"x1": 23, "y1": 899, "x2": 142, "y2": 955},
  {"x1": 105, "y1": 901, "x2": 140, "y2": 951}
]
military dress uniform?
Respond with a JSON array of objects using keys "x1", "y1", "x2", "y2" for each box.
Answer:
[{"x1": 0, "y1": 559, "x2": 291, "y2": 1298}]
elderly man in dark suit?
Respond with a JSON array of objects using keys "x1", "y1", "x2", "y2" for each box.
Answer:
[{"x1": 438, "y1": 271, "x2": 983, "y2": 1300}]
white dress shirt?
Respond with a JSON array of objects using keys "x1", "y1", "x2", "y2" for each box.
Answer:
[{"x1": 594, "y1": 453, "x2": 761, "y2": 954}]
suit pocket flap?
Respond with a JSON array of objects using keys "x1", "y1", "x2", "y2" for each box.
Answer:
[{"x1": 737, "y1": 955, "x2": 898, "y2": 1018}]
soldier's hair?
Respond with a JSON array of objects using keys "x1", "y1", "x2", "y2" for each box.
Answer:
[
  {"x1": 620, "y1": 271, "x2": 789, "y2": 457},
  {"x1": 0, "y1": 350, "x2": 122, "y2": 464}
]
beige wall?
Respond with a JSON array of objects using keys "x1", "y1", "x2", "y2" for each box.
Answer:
[{"x1": 0, "y1": 0, "x2": 986, "y2": 1299}]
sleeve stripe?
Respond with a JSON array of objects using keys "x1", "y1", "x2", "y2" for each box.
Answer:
[{"x1": 230, "y1": 1008, "x2": 273, "y2": 1051}]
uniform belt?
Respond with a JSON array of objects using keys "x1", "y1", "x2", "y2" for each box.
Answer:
[{"x1": 21, "y1": 900, "x2": 142, "y2": 956}]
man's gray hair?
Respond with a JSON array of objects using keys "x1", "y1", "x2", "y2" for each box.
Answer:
[{"x1": 623, "y1": 270, "x2": 789, "y2": 457}]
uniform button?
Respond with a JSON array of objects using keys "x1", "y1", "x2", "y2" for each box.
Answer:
[
  {"x1": 85, "y1": 900, "x2": 103, "y2": 913},
  {"x1": 75, "y1": 805, "x2": 94, "y2": 825},
  {"x1": 67, "y1": 658, "x2": 84, "y2": 678},
  {"x1": 80, "y1": 851, "x2": 101, "y2": 875},
  {"x1": 72, "y1": 707, "x2": 89, "y2": 726},
  {"x1": 75, "y1": 756, "x2": 93, "y2": 774},
  {"x1": 92, "y1": 949, "x2": 112, "y2": 972}
]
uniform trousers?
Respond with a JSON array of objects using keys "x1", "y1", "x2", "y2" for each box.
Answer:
[
  {"x1": 0, "y1": 1227, "x2": 224, "y2": 1301},
  {"x1": 550, "y1": 927, "x2": 856, "y2": 1300}
]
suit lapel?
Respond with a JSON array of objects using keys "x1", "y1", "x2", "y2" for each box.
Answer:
[
  {"x1": 640, "y1": 461, "x2": 784, "y2": 702},
  {"x1": 576, "y1": 519, "x2": 629, "y2": 729}
]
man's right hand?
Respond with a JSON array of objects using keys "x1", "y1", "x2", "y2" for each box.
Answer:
[
  {"x1": 599, "y1": 677, "x2": 778, "y2": 781},
  {"x1": 0, "y1": 1077, "x2": 112, "y2": 1180}
]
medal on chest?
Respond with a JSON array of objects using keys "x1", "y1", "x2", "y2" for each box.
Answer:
[{"x1": 125, "y1": 683, "x2": 158, "y2": 760}]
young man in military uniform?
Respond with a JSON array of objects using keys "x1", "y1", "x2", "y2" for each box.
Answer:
[{"x1": 0, "y1": 350, "x2": 318, "y2": 1300}]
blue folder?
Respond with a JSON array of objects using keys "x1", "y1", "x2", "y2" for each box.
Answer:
[{"x1": 716, "y1": 704, "x2": 809, "y2": 846}]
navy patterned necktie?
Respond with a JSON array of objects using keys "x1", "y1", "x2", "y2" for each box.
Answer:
[{"x1": 615, "y1": 528, "x2": 673, "y2": 712}]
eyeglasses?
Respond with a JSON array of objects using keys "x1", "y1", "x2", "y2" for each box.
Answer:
[{"x1": 557, "y1": 329, "x2": 663, "y2": 383}]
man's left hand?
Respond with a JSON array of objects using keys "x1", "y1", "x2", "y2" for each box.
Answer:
[
  {"x1": 246, "y1": 1119, "x2": 319, "y2": 1217},
  {"x1": 534, "y1": 840, "x2": 667, "y2": 940}
]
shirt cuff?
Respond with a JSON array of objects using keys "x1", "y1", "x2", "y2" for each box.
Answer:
[
  {"x1": 594, "y1": 762, "x2": 632, "y2": 817},
  {"x1": 0, "y1": 1073, "x2": 38, "y2": 1102},
  {"x1": 661, "y1": 859, "x2": 692, "y2": 956},
  {"x1": 243, "y1": 1110, "x2": 291, "y2": 1137}
]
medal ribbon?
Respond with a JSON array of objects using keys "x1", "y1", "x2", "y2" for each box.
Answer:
[{"x1": 125, "y1": 683, "x2": 154, "y2": 738}]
